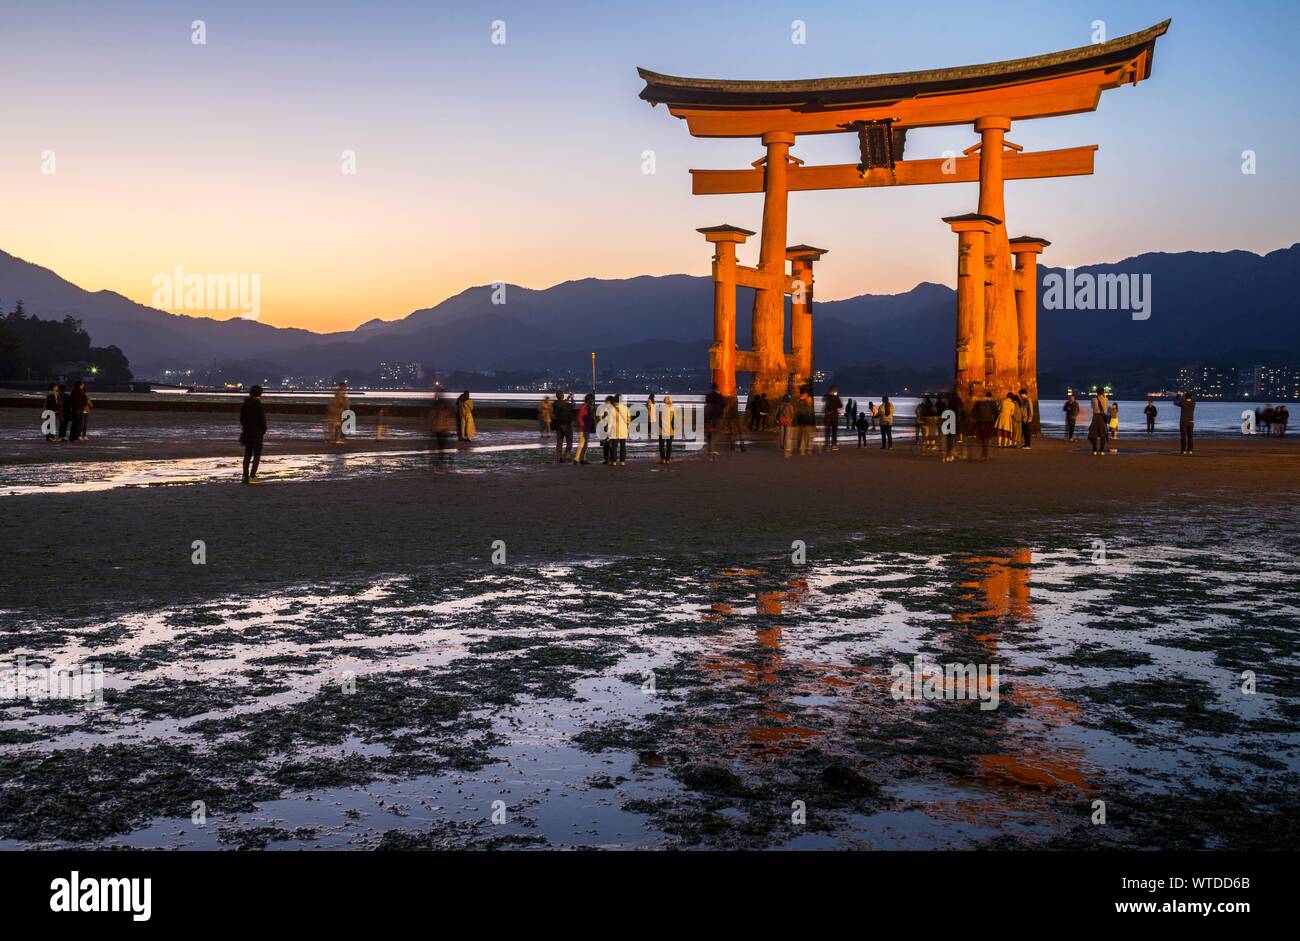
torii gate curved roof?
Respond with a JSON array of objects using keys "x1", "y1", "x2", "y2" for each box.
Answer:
[{"x1": 638, "y1": 20, "x2": 1170, "y2": 136}]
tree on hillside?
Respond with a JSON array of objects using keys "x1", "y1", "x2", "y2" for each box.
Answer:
[{"x1": 0, "y1": 302, "x2": 132, "y2": 381}]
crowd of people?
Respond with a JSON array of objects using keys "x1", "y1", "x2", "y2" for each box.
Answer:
[
  {"x1": 52, "y1": 379, "x2": 1292, "y2": 485},
  {"x1": 1064, "y1": 388, "x2": 1202, "y2": 455},
  {"x1": 42, "y1": 381, "x2": 94, "y2": 442},
  {"x1": 242, "y1": 381, "x2": 1288, "y2": 482},
  {"x1": 1253, "y1": 403, "x2": 1291, "y2": 437},
  {"x1": 540, "y1": 391, "x2": 680, "y2": 465},
  {"x1": 494, "y1": 385, "x2": 1289, "y2": 467}
]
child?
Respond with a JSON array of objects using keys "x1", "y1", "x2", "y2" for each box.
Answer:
[{"x1": 855, "y1": 410, "x2": 869, "y2": 447}]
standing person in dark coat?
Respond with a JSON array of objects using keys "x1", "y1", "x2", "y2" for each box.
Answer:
[
  {"x1": 1087, "y1": 386, "x2": 1110, "y2": 456},
  {"x1": 552, "y1": 389, "x2": 574, "y2": 463},
  {"x1": 793, "y1": 385, "x2": 816, "y2": 455},
  {"x1": 704, "y1": 383, "x2": 724, "y2": 459},
  {"x1": 1018, "y1": 387, "x2": 1034, "y2": 449},
  {"x1": 937, "y1": 393, "x2": 957, "y2": 463},
  {"x1": 1144, "y1": 398, "x2": 1157, "y2": 434},
  {"x1": 58, "y1": 383, "x2": 72, "y2": 440},
  {"x1": 721, "y1": 394, "x2": 746, "y2": 453},
  {"x1": 239, "y1": 385, "x2": 268, "y2": 484},
  {"x1": 1178, "y1": 392, "x2": 1196, "y2": 455},
  {"x1": 597, "y1": 395, "x2": 615, "y2": 464},
  {"x1": 822, "y1": 385, "x2": 843, "y2": 452},
  {"x1": 430, "y1": 388, "x2": 456, "y2": 470},
  {"x1": 1063, "y1": 393, "x2": 1080, "y2": 440},
  {"x1": 971, "y1": 394, "x2": 996, "y2": 461},
  {"x1": 44, "y1": 383, "x2": 61, "y2": 441},
  {"x1": 854, "y1": 409, "x2": 869, "y2": 447},
  {"x1": 69, "y1": 380, "x2": 90, "y2": 442}
]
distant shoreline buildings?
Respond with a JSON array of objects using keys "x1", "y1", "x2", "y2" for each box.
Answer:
[
  {"x1": 125, "y1": 358, "x2": 1300, "y2": 402},
  {"x1": 1175, "y1": 364, "x2": 1300, "y2": 401}
]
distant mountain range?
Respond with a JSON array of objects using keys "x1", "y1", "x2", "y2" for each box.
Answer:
[{"x1": 2, "y1": 243, "x2": 1298, "y2": 384}]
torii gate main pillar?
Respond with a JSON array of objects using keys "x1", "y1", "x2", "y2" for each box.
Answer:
[
  {"x1": 751, "y1": 131, "x2": 797, "y2": 400},
  {"x1": 974, "y1": 116, "x2": 1020, "y2": 398},
  {"x1": 787, "y1": 244, "x2": 827, "y2": 391},
  {"x1": 699, "y1": 224, "x2": 755, "y2": 397},
  {"x1": 944, "y1": 213, "x2": 1000, "y2": 398},
  {"x1": 1011, "y1": 235, "x2": 1051, "y2": 421}
]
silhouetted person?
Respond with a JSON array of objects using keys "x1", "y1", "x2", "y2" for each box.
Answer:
[
  {"x1": 1178, "y1": 392, "x2": 1195, "y2": 455},
  {"x1": 855, "y1": 409, "x2": 868, "y2": 447},
  {"x1": 430, "y1": 388, "x2": 456, "y2": 470},
  {"x1": 776, "y1": 392, "x2": 795, "y2": 456},
  {"x1": 240, "y1": 385, "x2": 267, "y2": 484},
  {"x1": 722, "y1": 394, "x2": 746, "y2": 453},
  {"x1": 948, "y1": 390, "x2": 965, "y2": 454},
  {"x1": 58, "y1": 383, "x2": 72, "y2": 440},
  {"x1": 44, "y1": 383, "x2": 61, "y2": 441},
  {"x1": 1018, "y1": 387, "x2": 1034, "y2": 449},
  {"x1": 552, "y1": 389, "x2": 574, "y2": 462},
  {"x1": 575, "y1": 393, "x2": 595, "y2": 464},
  {"x1": 917, "y1": 394, "x2": 936, "y2": 449},
  {"x1": 1144, "y1": 398, "x2": 1157, "y2": 434},
  {"x1": 1088, "y1": 386, "x2": 1109, "y2": 455},
  {"x1": 937, "y1": 394, "x2": 957, "y2": 463},
  {"x1": 972, "y1": 394, "x2": 995, "y2": 461},
  {"x1": 794, "y1": 385, "x2": 816, "y2": 455},
  {"x1": 823, "y1": 385, "x2": 842, "y2": 451},
  {"x1": 69, "y1": 380, "x2": 90, "y2": 442},
  {"x1": 704, "y1": 383, "x2": 723, "y2": 459},
  {"x1": 1063, "y1": 393, "x2": 1080, "y2": 440}
]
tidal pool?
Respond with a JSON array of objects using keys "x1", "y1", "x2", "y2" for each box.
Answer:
[
  {"x1": 0, "y1": 510, "x2": 1296, "y2": 849},
  {"x1": 0, "y1": 443, "x2": 555, "y2": 495}
]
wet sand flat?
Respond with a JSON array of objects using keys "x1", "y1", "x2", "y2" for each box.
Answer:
[{"x1": 1, "y1": 413, "x2": 1298, "y2": 849}]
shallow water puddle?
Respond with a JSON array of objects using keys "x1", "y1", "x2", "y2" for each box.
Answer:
[
  {"x1": 0, "y1": 444, "x2": 552, "y2": 495},
  {"x1": 1, "y1": 514, "x2": 1297, "y2": 849}
]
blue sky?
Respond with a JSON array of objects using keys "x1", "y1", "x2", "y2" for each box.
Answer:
[{"x1": 1, "y1": 0, "x2": 1296, "y2": 329}]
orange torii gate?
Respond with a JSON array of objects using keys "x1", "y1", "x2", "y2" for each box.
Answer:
[{"x1": 638, "y1": 20, "x2": 1170, "y2": 405}]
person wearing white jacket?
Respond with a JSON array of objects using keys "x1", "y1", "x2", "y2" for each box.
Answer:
[
  {"x1": 658, "y1": 395, "x2": 677, "y2": 463},
  {"x1": 610, "y1": 395, "x2": 631, "y2": 465}
]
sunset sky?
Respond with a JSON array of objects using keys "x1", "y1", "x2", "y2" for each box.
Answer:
[{"x1": 2, "y1": 0, "x2": 1297, "y2": 332}]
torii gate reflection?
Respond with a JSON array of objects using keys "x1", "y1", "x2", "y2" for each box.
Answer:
[{"x1": 695, "y1": 551, "x2": 1092, "y2": 814}]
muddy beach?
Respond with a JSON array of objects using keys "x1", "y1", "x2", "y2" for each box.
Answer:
[{"x1": 1, "y1": 408, "x2": 1298, "y2": 849}]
